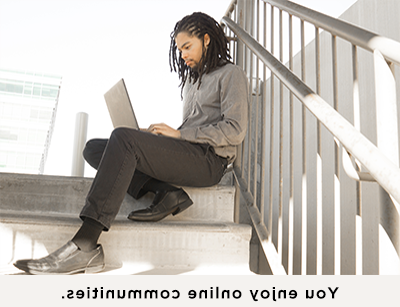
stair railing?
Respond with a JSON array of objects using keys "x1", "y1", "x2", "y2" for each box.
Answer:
[{"x1": 222, "y1": 0, "x2": 400, "y2": 274}]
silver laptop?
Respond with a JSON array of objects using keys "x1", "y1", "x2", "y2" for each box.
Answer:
[{"x1": 104, "y1": 79, "x2": 139, "y2": 129}]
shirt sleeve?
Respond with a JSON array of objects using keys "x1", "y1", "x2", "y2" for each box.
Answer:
[{"x1": 179, "y1": 65, "x2": 249, "y2": 147}]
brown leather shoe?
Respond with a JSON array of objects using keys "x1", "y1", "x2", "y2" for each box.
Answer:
[
  {"x1": 128, "y1": 188, "x2": 193, "y2": 222},
  {"x1": 14, "y1": 241, "x2": 105, "y2": 275}
]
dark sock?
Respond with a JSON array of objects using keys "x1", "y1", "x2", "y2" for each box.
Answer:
[
  {"x1": 142, "y1": 178, "x2": 179, "y2": 194},
  {"x1": 72, "y1": 218, "x2": 104, "y2": 252}
]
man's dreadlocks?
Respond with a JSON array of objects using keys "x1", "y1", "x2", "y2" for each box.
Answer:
[{"x1": 169, "y1": 12, "x2": 232, "y2": 96}]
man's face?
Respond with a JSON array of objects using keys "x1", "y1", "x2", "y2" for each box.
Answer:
[{"x1": 175, "y1": 32, "x2": 210, "y2": 70}]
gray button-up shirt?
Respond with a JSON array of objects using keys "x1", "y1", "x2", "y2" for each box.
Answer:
[{"x1": 178, "y1": 63, "x2": 249, "y2": 163}]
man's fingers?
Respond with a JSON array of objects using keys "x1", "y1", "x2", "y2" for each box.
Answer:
[
  {"x1": 146, "y1": 123, "x2": 179, "y2": 138},
  {"x1": 148, "y1": 123, "x2": 167, "y2": 133}
]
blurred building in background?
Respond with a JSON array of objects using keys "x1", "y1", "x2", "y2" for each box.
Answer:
[{"x1": 0, "y1": 68, "x2": 62, "y2": 174}]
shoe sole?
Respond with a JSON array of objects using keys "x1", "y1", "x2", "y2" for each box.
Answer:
[
  {"x1": 172, "y1": 198, "x2": 193, "y2": 216},
  {"x1": 129, "y1": 198, "x2": 193, "y2": 222},
  {"x1": 28, "y1": 264, "x2": 105, "y2": 275}
]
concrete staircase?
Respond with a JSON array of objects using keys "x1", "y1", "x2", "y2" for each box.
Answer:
[{"x1": 0, "y1": 172, "x2": 253, "y2": 275}]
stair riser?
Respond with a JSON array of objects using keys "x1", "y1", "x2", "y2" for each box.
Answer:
[
  {"x1": 1, "y1": 221, "x2": 251, "y2": 270},
  {"x1": 0, "y1": 173, "x2": 235, "y2": 222}
]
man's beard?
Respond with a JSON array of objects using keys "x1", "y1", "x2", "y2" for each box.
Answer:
[
  {"x1": 190, "y1": 64, "x2": 199, "y2": 72},
  {"x1": 190, "y1": 60, "x2": 204, "y2": 73}
]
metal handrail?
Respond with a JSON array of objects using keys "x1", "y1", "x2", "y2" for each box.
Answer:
[
  {"x1": 224, "y1": 0, "x2": 238, "y2": 18},
  {"x1": 221, "y1": 14, "x2": 400, "y2": 217},
  {"x1": 222, "y1": 0, "x2": 400, "y2": 275},
  {"x1": 233, "y1": 165, "x2": 287, "y2": 275},
  {"x1": 225, "y1": 0, "x2": 400, "y2": 66}
]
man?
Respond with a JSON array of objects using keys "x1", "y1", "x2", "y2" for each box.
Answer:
[{"x1": 14, "y1": 12, "x2": 248, "y2": 275}]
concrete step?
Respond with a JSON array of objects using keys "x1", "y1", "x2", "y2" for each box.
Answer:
[
  {"x1": 0, "y1": 172, "x2": 235, "y2": 223},
  {"x1": 0, "y1": 172, "x2": 252, "y2": 275},
  {"x1": 0, "y1": 211, "x2": 252, "y2": 275}
]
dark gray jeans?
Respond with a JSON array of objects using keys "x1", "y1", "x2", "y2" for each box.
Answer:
[{"x1": 80, "y1": 127, "x2": 228, "y2": 230}]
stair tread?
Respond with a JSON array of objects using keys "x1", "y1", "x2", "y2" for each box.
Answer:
[
  {"x1": 1, "y1": 210, "x2": 252, "y2": 273},
  {"x1": 0, "y1": 172, "x2": 234, "y2": 190},
  {"x1": 0, "y1": 172, "x2": 236, "y2": 223},
  {"x1": 0, "y1": 209, "x2": 251, "y2": 235},
  {"x1": 1, "y1": 263, "x2": 255, "y2": 275}
]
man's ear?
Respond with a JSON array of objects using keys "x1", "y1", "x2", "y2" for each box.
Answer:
[{"x1": 204, "y1": 33, "x2": 210, "y2": 48}]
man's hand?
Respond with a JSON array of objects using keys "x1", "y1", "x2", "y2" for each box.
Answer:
[{"x1": 146, "y1": 123, "x2": 181, "y2": 139}]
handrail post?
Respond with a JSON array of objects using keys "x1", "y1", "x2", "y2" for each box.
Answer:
[
  {"x1": 233, "y1": 0, "x2": 245, "y2": 224},
  {"x1": 374, "y1": 50, "x2": 399, "y2": 168},
  {"x1": 374, "y1": 50, "x2": 400, "y2": 260},
  {"x1": 235, "y1": 0, "x2": 245, "y2": 69},
  {"x1": 234, "y1": 0, "x2": 254, "y2": 225}
]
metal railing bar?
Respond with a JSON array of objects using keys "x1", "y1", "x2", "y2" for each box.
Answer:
[
  {"x1": 343, "y1": 41, "x2": 376, "y2": 184},
  {"x1": 246, "y1": 0, "x2": 253, "y2": 193},
  {"x1": 373, "y1": 49, "x2": 400, "y2": 259},
  {"x1": 268, "y1": 4, "x2": 275, "y2": 236},
  {"x1": 300, "y1": 18, "x2": 307, "y2": 275},
  {"x1": 253, "y1": 0, "x2": 260, "y2": 209},
  {"x1": 348, "y1": 43, "x2": 366, "y2": 209},
  {"x1": 352, "y1": 45, "x2": 360, "y2": 131},
  {"x1": 315, "y1": 26, "x2": 321, "y2": 156},
  {"x1": 234, "y1": 6, "x2": 237, "y2": 59},
  {"x1": 332, "y1": 36, "x2": 338, "y2": 112},
  {"x1": 330, "y1": 34, "x2": 344, "y2": 274},
  {"x1": 221, "y1": 15, "x2": 400, "y2": 208},
  {"x1": 231, "y1": 22, "x2": 236, "y2": 63},
  {"x1": 261, "y1": 0, "x2": 400, "y2": 66},
  {"x1": 278, "y1": 7, "x2": 285, "y2": 265},
  {"x1": 315, "y1": 24, "x2": 334, "y2": 275},
  {"x1": 315, "y1": 27, "x2": 321, "y2": 96},
  {"x1": 315, "y1": 25, "x2": 323, "y2": 276},
  {"x1": 331, "y1": 35, "x2": 340, "y2": 182},
  {"x1": 288, "y1": 12, "x2": 295, "y2": 275},
  {"x1": 303, "y1": 21, "x2": 318, "y2": 275},
  {"x1": 374, "y1": 49, "x2": 400, "y2": 166},
  {"x1": 331, "y1": 34, "x2": 345, "y2": 274},
  {"x1": 241, "y1": 2, "x2": 248, "y2": 187},
  {"x1": 351, "y1": 43, "x2": 362, "y2": 223},
  {"x1": 233, "y1": 0, "x2": 244, "y2": 224},
  {"x1": 224, "y1": 0, "x2": 238, "y2": 18},
  {"x1": 256, "y1": 0, "x2": 260, "y2": 42},
  {"x1": 260, "y1": 0, "x2": 267, "y2": 225},
  {"x1": 233, "y1": 165, "x2": 287, "y2": 275}
]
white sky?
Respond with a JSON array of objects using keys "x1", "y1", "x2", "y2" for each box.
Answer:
[{"x1": 0, "y1": 0, "x2": 357, "y2": 177}]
